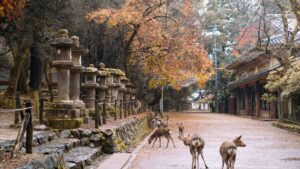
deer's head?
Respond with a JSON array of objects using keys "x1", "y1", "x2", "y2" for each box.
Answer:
[
  {"x1": 181, "y1": 133, "x2": 191, "y2": 146},
  {"x1": 233, "y1": 135, "x2": 246, "y2": 147}
]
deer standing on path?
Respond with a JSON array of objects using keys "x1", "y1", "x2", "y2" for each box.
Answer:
[
  {"x1": 177, "y1": 122, "x2": 184, "y2": 139},
  {"x1": 148, "y1": 127, "x2": 176, "y2": 148},
  {"x1": 220, "y1": 135, "x2": 246, "y2": 169},
  {"x1": 182, "y1": 134, "x2": 209, "y2": 169}
]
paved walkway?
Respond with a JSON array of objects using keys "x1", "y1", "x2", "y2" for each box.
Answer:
[{"x1": 127, "y1": 112, "x2": 300, "y2": 169}]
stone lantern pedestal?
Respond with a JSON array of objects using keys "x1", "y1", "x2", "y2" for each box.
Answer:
[
  {"x1": 70, "y1": 36, "x2": 85, "y2": 108},
  {"x1": 82, "y1": 64, "x2": 99, "y2": 116},
  {"x1": 97, "y1": 63, "x2": 109, "y2": 103},
  {"x1": 104, "y1": 68, "x2": 125, "y2": 117},
  {"x1": 119, "y1": 76, "x2": 129, "y2": 104},
  {"x1": 125, "y1": 82, "x2": 134, "y2": 116},
  {"x1": 46, "y1": 29, "x2": 83, "y2": 129}
]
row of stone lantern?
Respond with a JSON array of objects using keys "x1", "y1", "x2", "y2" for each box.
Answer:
[
  {"x1": 82, "y1": 63, "x2": 135, "y2": 115},
  {"x1": 46, "y1": 29, "x2": 137, "y2": 129}
]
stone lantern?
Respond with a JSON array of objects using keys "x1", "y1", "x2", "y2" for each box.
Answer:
[
  {"x1": 119, "y1": 76, "x2": 129, "y2": 103},
  {"x1": 82, "y1": 64, "x2": 99, "y2": 113},
  {"x1": 70, "y1": 36, "x2": 85, "y2": 108},
  {"x1": 125, "y1": 82, "x2": 134, "y2": 116},
  {"x1": 109, "y1": 68, "x2": 125, "y2": 103},
  {"x1": 105, "y1": 72, "x2": 113, "y2": 105},
  {"x1": 46, "y1": 29, "x2": 82, "y2": 129},
  {"x1": 97, "y1": 63, "x2": 109, "y2": 103}
]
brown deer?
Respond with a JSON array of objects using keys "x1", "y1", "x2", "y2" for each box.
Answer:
[
  {"x1": 182, "y1": 134, "x2": 209, "y2": 169},
  {"x1": 151, "y1": 115, "x2": 169, "y2": 128},
  {"x1": 148, "y1": 127, "x2": 175, "y2": 148},
  {"x1": 220, "y1": 135, "x2": 246, "y2": 169},
  {"x1": 177, "y1": 122, "x2": 184, "y2": 139}
]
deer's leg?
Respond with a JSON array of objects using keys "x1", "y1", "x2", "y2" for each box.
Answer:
[
  {"x1": 168, "y1": 135, "x2": 176, "y2": 148},
  {"x1": 159, "y1": 136, "x2": 161, "y2": 147},
  {"x1": 151, "y1": 137, "x2": 158, "y2": 147},
  {"x1": 231, "y1": 154, "x2": 236, "y2": 169},
  {"x1": 197, "y1": 153, "x2": 200, "y2": 169},
  {"x1": 165, "y1": 135, "x2": 169, "y2": 148},
  {"x1": 200, "y1": 151, "x2": 209, "y2": 169},
  {"x1": 221, "y1": 159, "x2": 224, "y2": 169},
  {"x1": 192, "y1": 153, "x2": 196, "y2": 169}
]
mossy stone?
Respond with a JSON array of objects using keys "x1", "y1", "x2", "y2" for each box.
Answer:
[{"x1": 48, "y1": 118, "x2": 83, "y2": 129}]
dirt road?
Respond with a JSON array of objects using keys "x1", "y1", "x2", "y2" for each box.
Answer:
[{"x1": 128, "y1": 112, "x2": 300, "y2": 169}]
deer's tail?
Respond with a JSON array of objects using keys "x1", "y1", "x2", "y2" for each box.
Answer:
[
  {"x1": 227, "y1": 147, "x2": 236, "y2": 157},
  {"x1": 191, "y1": 139, "x2": 201, "y2": 147}
]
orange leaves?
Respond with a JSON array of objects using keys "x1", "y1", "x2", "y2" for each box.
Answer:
[
  {"x1": 87, "y1": 0, "x2": 213, "y2": 89},
  {"x1": 0, "y1": 0, "x2": 26, "y2": 18}
]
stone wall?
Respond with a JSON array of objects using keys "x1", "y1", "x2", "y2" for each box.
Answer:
[
  {"x1": 113, "y1": 116, "x2": 151, "y2": 153},
  {"x1": 57, "y1": 114, "x2": 151, "y2": 154}
]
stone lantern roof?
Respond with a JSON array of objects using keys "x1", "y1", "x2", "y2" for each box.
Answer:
[
  {"x1": 83, "y1": 64, "x2": 98, "y2": 73},
  {"x1": 98, "y1": 70, "x2": 110, "y2": 77},
  {"x1": 71, "y1": 36, "x2": 84, "y2": 52},
  {"x1": 120, "y1": 76, "x2": 130, "y2": 82},
  {"x1": 104, "y1": 68, "x2": 125, "y2": 76},
  {"x1": 50, "y1": 29, "x2": 73, "y2": 47}
]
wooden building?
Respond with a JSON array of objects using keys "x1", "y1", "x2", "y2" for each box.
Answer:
[
  {"x1": 227, "y1": 14, "x2": 300, "y2": 119},
  {"x1": 227, "y1": 49, "x2": 280, "y2": 118}
]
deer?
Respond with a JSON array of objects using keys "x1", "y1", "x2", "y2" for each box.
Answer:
[
  {"x1": 177, "y1": 122, "x2": 184, "y2": 139},
  {"x1": 151, "y1": 115, "x2": 169, "y2": 128},
  {"x1": 220, "y1": 135, "x2": 246, "y2": 169},
  {"x1": 148, "y1": 127, "x2": 176, "y2": 148},
  {"x1": 181, "y1": 134, "x2": 209, "y2": 169}
]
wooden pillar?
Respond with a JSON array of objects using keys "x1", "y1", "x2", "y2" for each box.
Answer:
[
  {"x1": 255, "y1": 83, "x2": 261, "y2": 117},
  {"x1": 229, "y1": 92, "x2": 235, "y2": 114},
  {"x1": 245, "y1": 86, "x2": 251, "y2": 115},
  {"x1": 236, "y1": 89, "x2": 241, "y2": 115},
  {"x1": 270, "y1": 101, "x2": 277, "y2": 119}
]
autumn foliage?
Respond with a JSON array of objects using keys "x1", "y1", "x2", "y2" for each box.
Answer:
[
  {"x1": 232, "y1": 26, "x2": 258, "y2": 57},
  {"x1": 0, "y1": 0, "x2": 26, "y2": 19},
  {"x1": 87, "y1": 0, "x2": 212, "y2": 89}
]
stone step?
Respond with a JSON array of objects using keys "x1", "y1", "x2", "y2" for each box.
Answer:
[
  {"x1": 33, "y1": 138, "x2": 81, "y2": 155},
  {"x1": 64, "y1": 146, "x2": 102, "y2": 169},
  {"x1": 0, "y1": 131, "x2": 56, "y2": 152}
]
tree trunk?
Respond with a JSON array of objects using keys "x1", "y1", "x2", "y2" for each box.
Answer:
[
  {"x1": 17, "y1": 57, "x2": 29, "y2": 94},
  {"x1": 4, "y1": 52, "x2": 29, "y2": 99}
]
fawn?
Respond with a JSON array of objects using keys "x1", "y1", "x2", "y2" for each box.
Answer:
[
  {"x1": 220, "y1": 135, "x2": 246, "y2": 169},
  {"x1": 148, "y1": 127, "x2": 175, "y2": 148},
  {"x1": 182, "y1": 134, "x2": 209, "y2": 169},
  {"x1": 177, "y1": 122, "x2": 184, "y2": 139}
]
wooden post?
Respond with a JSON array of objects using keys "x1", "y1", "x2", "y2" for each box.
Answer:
[
  {"x1": 124, "y1": 99, "x2": 127, "y2": 118},
  {"x1": 119, "y1": 100, "x2": 123, "y2": 119},
  {"x1": 95, "y1": 99, "x2": 99, "y2": 128},
  {"x1": 25, "y1": 101, "x2": 33, "y2": 154},
  {"x1": 39, "y1": 97, "x2": 44, "y2": 124},
  {"x1": 127, "y1": 100, "x2": 130, "y2": 116},
  {"x1": 14, "y1": 93, "x2": 21, "y2": 124},
  {"x1": 114, "y1": 100, "x2": 117, "y2": 121},
  {"x1": 131, "y1": 100, "x2": 134, "y2": 115},
  {"x1": 103, "y1": 99, "x2": 106, "y2": 125}
]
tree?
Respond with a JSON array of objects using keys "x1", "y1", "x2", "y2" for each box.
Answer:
[{"x1": 86, "y1": 0, "x2": 212, "y2": 90}]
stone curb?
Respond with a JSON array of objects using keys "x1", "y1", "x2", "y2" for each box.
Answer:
[
  {"x1": 121, "y1": 129, "x2": 155, "y2": 169},
  {"x1": 272, "y1": 122, "x2": 300, "y2": 133}
]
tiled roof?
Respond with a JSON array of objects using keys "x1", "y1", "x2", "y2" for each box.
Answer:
[
  {"x1": 227, "y1": 64, "x2": 280, "y2": 89},
  {"x1": 227, "y1": 47, "x2": 267, "y2": 69},
  {"x1": 261, "y1": 14, "x2": 300, "y2": 45},
  {"x1": 228, "y1": 14, "x2": 299, "y2": 69}
]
